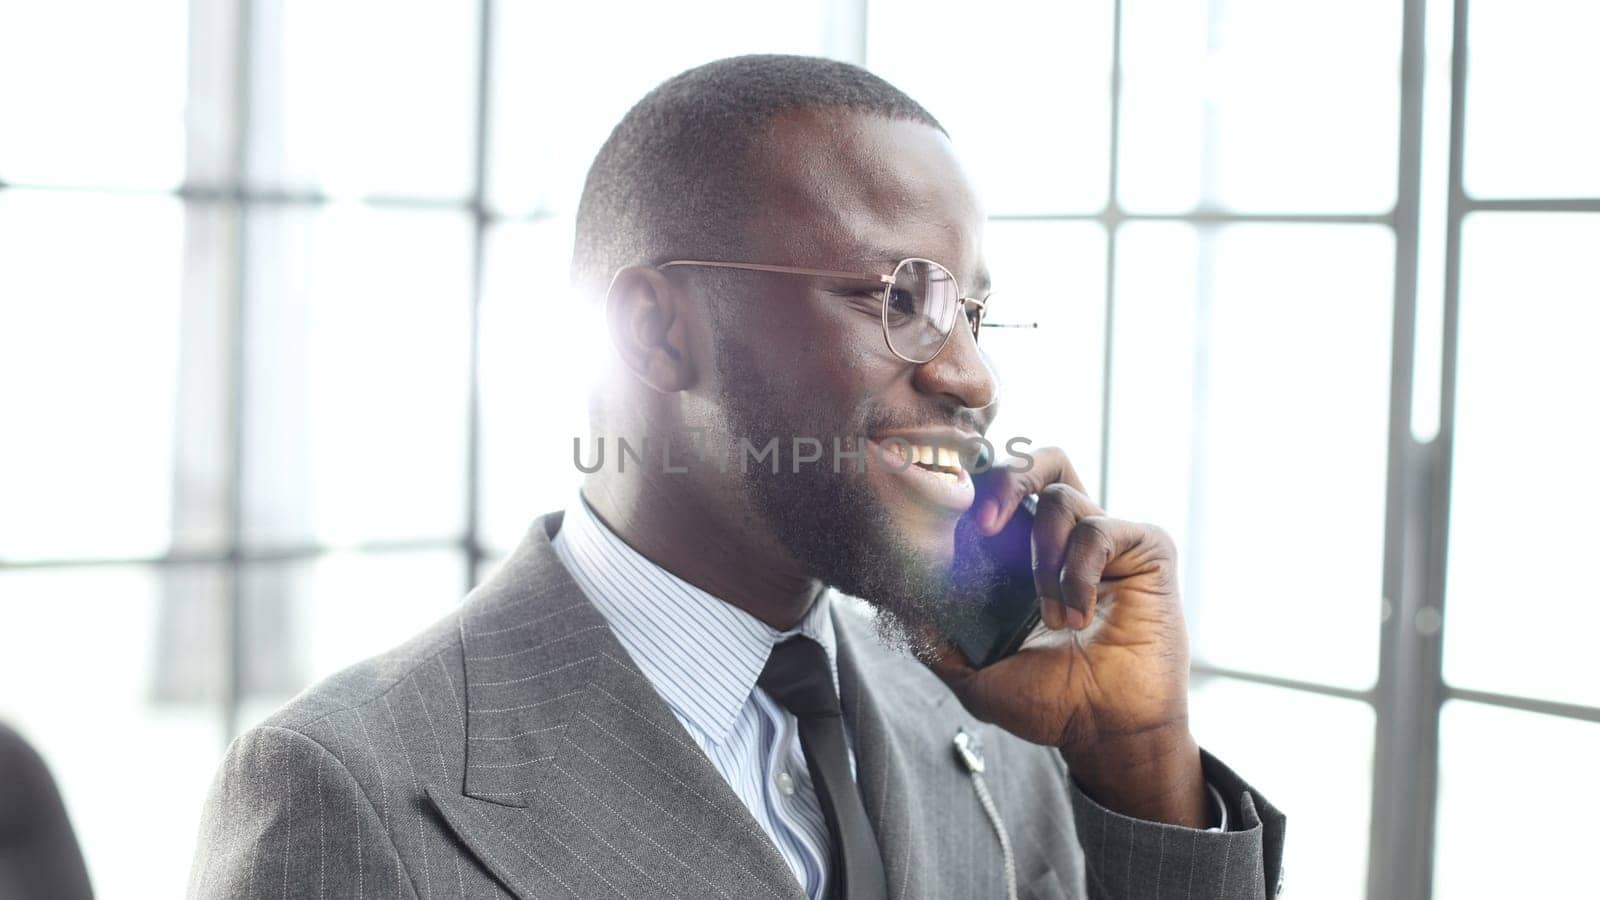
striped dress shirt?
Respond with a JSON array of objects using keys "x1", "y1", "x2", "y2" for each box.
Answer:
[{"x1": 550, "y1": 492, "x2": 855, "y2": 900}]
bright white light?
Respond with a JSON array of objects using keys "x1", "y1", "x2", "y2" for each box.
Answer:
[
  {"x1": 1435, "y1": 702, "x2": 1600, "y2": 896},
  {"x1": 486, "y1": 0, "x2": 837, "y2": 215},
  {"x1": 249, "y1": 0, "x2": 479, "y2": 198},
  {"x1": 868, "y1": 0, "x2": 1114, "y2": 215},
  {"x1": 1111, "y1": 223, "x2": 1394, "y2": 690},
  {"x1": 0, "y1": 191, "x2": 184, "y2": 559},
  {"x1": 1465, "y1": 0, "x2": 1600, "y2": 197},
  {"x1": 0, "y1": 567, "x2": 220, "y2": 898},
  {"x1": 0, "y1": 0, "x2": 188, "y2": 188},
  {"x1": 241, "y1": 203, "x2": 474, "y2": 546},
  {"x1": 476, "y1": 216, "x2": 602, "y2": 548},
  {"x1": 979, "y1": 221, "x2": 1107, "y2": 498},
  {"x1": 1443, "y1": 213, "x2": 1600, "y2": 708},
  {"x1": 1119, "y1": 0, "x2": 1400, "y2": 213}
]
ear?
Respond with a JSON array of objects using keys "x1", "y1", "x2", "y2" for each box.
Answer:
[{"x1": 603, "y1": 264, "x2": 698, "y2": 394}]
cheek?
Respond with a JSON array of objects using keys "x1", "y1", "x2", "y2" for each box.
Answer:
[
  {"x1": 797, "y1": 315, "x2": 905, "y2": 418},
  {"x1": 721, "y1": 293, "x2": 907, "y2": 425}
]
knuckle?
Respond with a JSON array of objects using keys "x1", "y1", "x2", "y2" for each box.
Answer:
[
  {"x1": 1036, "y1": 483, "x2": 1095, "y2": 521},
  {"x1": 1072, "y1": 516, "x2": 1116, "y2": 554},
  {"x1": 1058, "y1": 565, "x2": 1097, "y2": 592},
  {"x1": 1147, "y1": 523, "x2": 1179, "y2": 557},
  {"x1": 1034, "y1": 483, "x2": 1074, "y2": 511}
]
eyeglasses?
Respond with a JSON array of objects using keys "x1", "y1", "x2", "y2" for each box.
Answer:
[{"x1": 658, "y1": 257, "x2": 991, "y2": 364}]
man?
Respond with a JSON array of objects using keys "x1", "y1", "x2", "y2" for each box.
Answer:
[{"x1": 190, "y1": 55, "x2": 1284, "y2": 899}]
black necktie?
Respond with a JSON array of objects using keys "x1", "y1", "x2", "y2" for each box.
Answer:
[{"x1": 758, "y1": 637, "x2": 889, "y2": 900}]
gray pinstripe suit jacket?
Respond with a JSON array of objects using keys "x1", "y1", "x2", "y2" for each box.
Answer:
[{"x1": 189, "y1": 511, "x2": 1286, "y2": 899}]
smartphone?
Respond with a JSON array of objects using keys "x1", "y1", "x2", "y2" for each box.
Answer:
[{"x1": 950, "y1": 488, "x2": 1041, "y2": 668}]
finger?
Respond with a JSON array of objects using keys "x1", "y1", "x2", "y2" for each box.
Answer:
[
  {"x1": 971, "y1": 445, "x2": 1096, "y2": 536},
  {"x1": 1028, "y1": 483, "x2": 1102, "y2": 630},
  {"x1": 1057, "y1": 516, "x2": 1151, "y2": 628}
]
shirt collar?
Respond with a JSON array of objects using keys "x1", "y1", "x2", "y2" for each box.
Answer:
[{"x1": 551, "y1": 490, "x2": 839, "y2": 747}]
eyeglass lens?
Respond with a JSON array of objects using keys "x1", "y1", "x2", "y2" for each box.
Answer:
[{"x1": 884, "y1": 258, "x2": 962, "y2": 363}]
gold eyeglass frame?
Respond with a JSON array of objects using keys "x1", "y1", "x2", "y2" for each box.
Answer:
[{"x1": 657, "y1": 257, "x2": 989, "y2": 365}]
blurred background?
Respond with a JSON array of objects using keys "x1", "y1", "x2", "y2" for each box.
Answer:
[{"x1": 1, "y1": 0, "x2": 1596, "y2": 897}]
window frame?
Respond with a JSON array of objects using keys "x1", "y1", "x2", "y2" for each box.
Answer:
[{"x1": 3, "y1": 1, "x2": 1599, "y2": 897}]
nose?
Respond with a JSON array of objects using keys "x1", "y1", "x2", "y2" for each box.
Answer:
[{"x1": 910, "y1": 315, "x2": 999, "y2": 413}]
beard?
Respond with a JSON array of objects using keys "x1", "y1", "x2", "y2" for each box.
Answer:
[{"x1": 711, "y1": 338, "x2": 1004, "y2": 659}]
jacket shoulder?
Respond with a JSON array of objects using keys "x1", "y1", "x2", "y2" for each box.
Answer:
[{"x1": 255, "y1": 603, "x2": 466, "y2": 739}]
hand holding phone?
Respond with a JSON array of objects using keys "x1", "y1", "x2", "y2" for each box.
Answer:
[
  {"x1": 949, "y1": 474, "x2": 1042, "y2": 668},
  {"x1": 925, "y1": 445, "x2": 1210, "y2": 827}
]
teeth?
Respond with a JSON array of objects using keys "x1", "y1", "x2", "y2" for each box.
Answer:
[
  {"x1": 878, "y1": 441, "x2": 965, "y2": 477},
  {"x1": 904, "y1": 445, "x2": 961, "y2": 472}
]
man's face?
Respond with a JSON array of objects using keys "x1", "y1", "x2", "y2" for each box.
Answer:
[{"x1": 697, "y1": 109, "x2": 1003, "y2": 644}]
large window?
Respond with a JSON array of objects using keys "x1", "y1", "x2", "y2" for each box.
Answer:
[{"x1": 1, "y1": 0, "x2": 1595, "y2": 896}]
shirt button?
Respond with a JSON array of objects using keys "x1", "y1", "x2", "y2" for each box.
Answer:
[{"x1": 775, "y1": 771, "x2": 796, "y2": 796}]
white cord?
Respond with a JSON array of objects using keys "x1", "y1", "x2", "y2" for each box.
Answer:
[{"x1": 954, "y1": 730, "x2": 1018, "y2": 900}]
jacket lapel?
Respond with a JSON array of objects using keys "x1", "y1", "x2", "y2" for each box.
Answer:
[
  {"x1": 833, "y1": 604, "x2": 991, "y2": 900},
  {"x1": 428, "y1": 512, "x2": 806, "y2": 900}
]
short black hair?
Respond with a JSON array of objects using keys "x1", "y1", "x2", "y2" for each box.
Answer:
[{"x1": 570, "y1": 54, "x2": 945, "y2": 298}]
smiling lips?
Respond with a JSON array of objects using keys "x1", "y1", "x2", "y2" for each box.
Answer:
[{"x1": 867, "y1": 439, "x2": 976, "y2": 521}]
